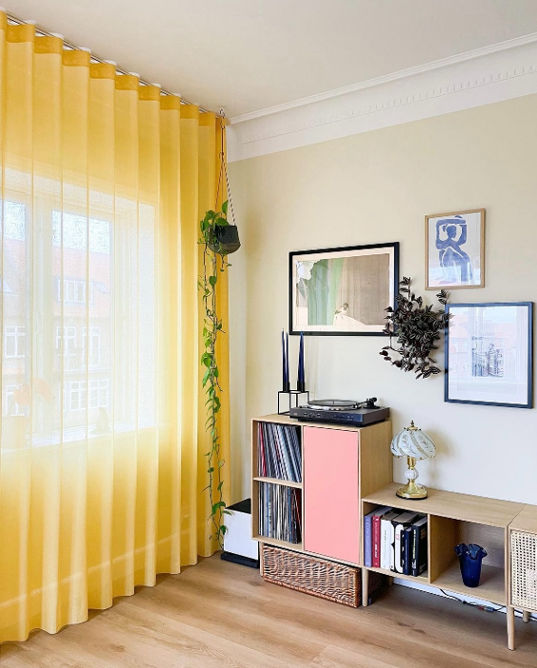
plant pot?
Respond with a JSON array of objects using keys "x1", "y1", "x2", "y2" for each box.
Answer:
[
  {"x1": 455, "y1": 543, "x2": 487, "y2": 587},
  {"x1": 208, "y1": 225, "x2": 241, "y2": 255}
]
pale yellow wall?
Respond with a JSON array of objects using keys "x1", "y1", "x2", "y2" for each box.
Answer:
[{"x1": 228, "y1": 94, "x2": 537, "y2": 504}]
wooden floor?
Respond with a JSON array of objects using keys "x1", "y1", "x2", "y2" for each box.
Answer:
[{"x1": 1, "y1": 555, "x2": 537, "y2": 667}]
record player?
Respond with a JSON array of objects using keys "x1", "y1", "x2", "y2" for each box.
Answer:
[{"x1": 288, "y1": 398, "x2": 389, "y2": 426}]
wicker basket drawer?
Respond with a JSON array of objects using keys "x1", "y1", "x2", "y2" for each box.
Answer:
[{"x1": 261, "y1": 543, "x2": 361, "y2": 607}]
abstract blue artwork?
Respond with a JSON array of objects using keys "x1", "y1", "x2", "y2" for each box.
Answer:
[{"x1": 426, "y1": 209, "x2": 485, "y2": 289}]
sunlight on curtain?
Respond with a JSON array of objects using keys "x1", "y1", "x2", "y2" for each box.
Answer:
[{"x1": 0, "y1": 13, "x2": 230, "y2": 642}]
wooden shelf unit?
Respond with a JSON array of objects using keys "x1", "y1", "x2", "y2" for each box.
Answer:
[
  {"x1": 251, "y1": 414, "x2": 392, "y2": 565},
  {"x1": 252, "y1": 414, "x2": 537, "y2": 650},
  {"x1": 361, "y1": 483, "x2": 524, "y2": 602}
]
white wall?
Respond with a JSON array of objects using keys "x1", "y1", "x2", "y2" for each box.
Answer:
[{"x1": 228, "y1": 94, "x2": 537, "y2": 505}]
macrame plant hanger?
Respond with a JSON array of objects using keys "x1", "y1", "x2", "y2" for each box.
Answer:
[{"x1": 211, "y1": 109, "x2": 241, "y2": 256}]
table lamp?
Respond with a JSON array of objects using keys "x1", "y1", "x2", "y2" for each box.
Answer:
[{"x1": 390, "y1": 420, "x2": 436, "y2": 499}]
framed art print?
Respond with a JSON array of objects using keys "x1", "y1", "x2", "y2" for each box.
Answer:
[
  {"x1": 445, "y1": 302, "x2": 533, "y2": 408},
  {"x1": 289, "y1": 242, "x2": 399, "y2": 336},
  {"x1": 426, "y1": 209, "x2": 485, "y2": 290}
]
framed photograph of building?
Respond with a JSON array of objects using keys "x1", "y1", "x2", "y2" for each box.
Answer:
[
  {"x1": 289, "y1": 242, "x2": 399, "y2": 336},
  {"x1": 445, "y1": 302, "x2": 533, "y2": 408},
  {"x1": 425, "y1": 209, "x2": 485, "y2": 290}
]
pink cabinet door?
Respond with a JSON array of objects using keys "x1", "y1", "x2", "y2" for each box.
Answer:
[{"x1": 303, "y1": 426, "x2": 359, "y2": 563}]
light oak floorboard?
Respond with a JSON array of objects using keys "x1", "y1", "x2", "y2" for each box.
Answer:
[{"x1": 1, "y1": 555, "x2": 536, "y2": 667}]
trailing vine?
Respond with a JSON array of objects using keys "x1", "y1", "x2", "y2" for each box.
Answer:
[
  {"x1": 380, "y1": 276, "x2": 450, "y2": 379},
  {"x1": 199, "y1": 201, "x2": 232, "y2": 548}
]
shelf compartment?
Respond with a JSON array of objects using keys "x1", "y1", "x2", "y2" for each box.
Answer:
[
  {"x1": 429, "y1": 516, "x2": 506, "y2": 604},
  {"x1": 431, "y1": 561, "x2": 506, "y2": 605},
  {"x1": 254, "y1": 420, "x2": 302, "y2": 484},
  {"x1": 256, "y1": 481, "x2": 302, "y2": 545},
  {"x1": 362, "y1": 501, "x2": 428, "y2": 578}
]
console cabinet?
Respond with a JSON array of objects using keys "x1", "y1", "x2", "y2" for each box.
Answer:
[{"x1": 251, "y1": 413, "x2": 537, "y2": 650}]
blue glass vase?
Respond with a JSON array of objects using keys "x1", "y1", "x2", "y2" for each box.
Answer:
[{"x1": 455, "y1": 543, "x2": 487, "y2": 587}]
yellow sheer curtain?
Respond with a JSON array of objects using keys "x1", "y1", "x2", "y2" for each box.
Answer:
[{"x1": 0, "y1": 14, "x2": 230, "y2": 642}]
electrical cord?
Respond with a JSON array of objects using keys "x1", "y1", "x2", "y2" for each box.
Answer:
[{"x1": 439, "y1": 588, "x2": 508, "y2": 614}]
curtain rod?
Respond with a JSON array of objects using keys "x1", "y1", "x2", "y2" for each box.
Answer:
[{"x1": 3, "y1": 9, "x2": 222, "y2": 117}]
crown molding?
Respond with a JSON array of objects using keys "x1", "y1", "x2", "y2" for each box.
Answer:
[{"x1": 228, "y1": 35, "x2": 537, "y2": 162}]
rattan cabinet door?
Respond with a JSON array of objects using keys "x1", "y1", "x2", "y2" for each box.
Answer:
[{"x1": 511, "y1": 530, "x2": 537, "y2": 611}]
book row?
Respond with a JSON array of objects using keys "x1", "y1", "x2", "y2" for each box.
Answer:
[
  {"x1": 364, "y1": 507, "x2": 428, "y2": 577},
  {"x1": 257, "y1": 422, "x2": 302, "y2": 482},
  {"x1": 258, "y1": 482, "x2": 302, "y2": 544}
]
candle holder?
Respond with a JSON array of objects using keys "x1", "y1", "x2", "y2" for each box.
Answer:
[{"x1": 277, "y1": 389, "x2": 310, "y2": 415}]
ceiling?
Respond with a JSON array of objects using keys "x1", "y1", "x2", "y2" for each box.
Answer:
[{"x1": 8, "y1": 0, "x2": 537, "y2": 118}]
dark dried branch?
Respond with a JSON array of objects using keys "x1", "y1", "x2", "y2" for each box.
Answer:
[{"x1": 379, "y1": 276, "x2": 450, "y2": 379}]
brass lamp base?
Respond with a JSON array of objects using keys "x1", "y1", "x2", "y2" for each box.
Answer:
[
  {"x1": 396, "y1": 455, "x2": 428, "y2": 499},
  {"x1": 395, "y1": 480, "x2": 428, "y2": 500}
]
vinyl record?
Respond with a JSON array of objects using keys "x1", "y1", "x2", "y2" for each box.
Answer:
[{"x1": 307, "y1": 399, "x2": 358, "y2": 411}]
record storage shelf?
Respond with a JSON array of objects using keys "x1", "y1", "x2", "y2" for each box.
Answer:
[
  {"x1": 251, "y1": 413, "x2": 393, "y2": 561},
  {"x1": 251, "y1": 414, "x2": 305, "y2": 552}
]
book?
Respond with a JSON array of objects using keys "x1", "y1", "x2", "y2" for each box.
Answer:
[
  {"x1": 402, "y1": 526, "x2": 412, "y2": 575},
  {"x1": 364, "y1": 512, "x2": 373, "y2": 568},
  {"x1": 392, "y1": 512, "x2": 420, "y2": 573},
  {"x1": 371, "y1": 506, "x2": 392, "y2": 568},
  {"x1": 363, "y1": 508, "x2": 389, "y2": 567},
  {"x1": 410, "y1": 516, "x2": 428, "y2": 577},
  {"x1": 380, "y1": 511, "x2": 402, "y2": 570}
]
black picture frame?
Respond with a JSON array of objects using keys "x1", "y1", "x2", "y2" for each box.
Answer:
[
  {"x1": 288, "y1": 242, "x2": 399, "y2": 336},
  {"x1": 445, "y1": 302, "x2": 533, "y2": 408}
]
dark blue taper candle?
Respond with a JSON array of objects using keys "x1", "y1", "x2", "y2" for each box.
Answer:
[
  {"x1": 282, "y1": 330, "x2": 290, "y2": 391},
  {"x1": 297, "y1": 332, "x2": 305, "y2": 391}
]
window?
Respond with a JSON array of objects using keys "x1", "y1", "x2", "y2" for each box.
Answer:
[
  {"x1": 4, "y1": 325, "x2": 26, "y2": 359},
  {"x1": 89, "y1": 378, "x2": 109, "y2": 409},
  {"x1": 56, "y1": 326, "x2": 102, "y2": 370},
  {"x1": 52, "y1": 211, "x2": 111, "y2": 254},
  {"x1": 1, "y1": 189, "x2": 155, "y2": 440},
  {"x1": 65, "y1": 378, "x2": 109, "y2": 412},
  {"x1": 3, "y1": 384, "x2": 26, "y2": 416},
  {"x1": 66, "y1": 380, "x2": 86, "y2": 411},
  {"x1": 56, "y1": 326, "x2": 77, "y2": 354},
  {"x1": 56, "y1": 278, "x2": 89, "y2": 305},
  {"x1": 55, "y1": 325, "x2": 78, "y2": 371},
  {"x1": 3, "y1": 201, "x2": 26, "y2": 240},
  {"x1": 82, "y1": 327, "x2": 101, "y2": 368}
]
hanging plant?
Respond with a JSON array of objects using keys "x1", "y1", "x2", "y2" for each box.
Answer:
[
  {"x1": 380, "y1": 276, "x2": 450, "y2": 379},
  {"x1": 199, "y1": 201, "x2": 236, "y2": 548},
  {"x1": 199, "y1": 115, "x2": 241, "y2": 549}
]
